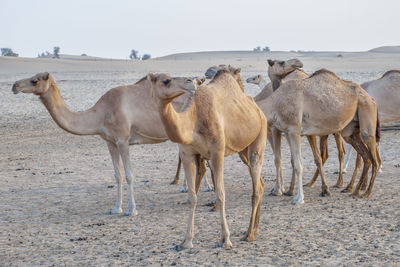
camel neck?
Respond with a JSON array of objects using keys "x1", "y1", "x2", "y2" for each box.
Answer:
[
  {"x1": 39, "y1": 79, "x2": 102, "y2": 135},
  {"x1": 270, "y1": 69, "x2": 298, "y2": 91},
  {"x1": 258, "y1": 78, "x2": 267, "y2": 90},
  {"x1": 158, "y1": 97, "x2": 196, "y2": 144}
]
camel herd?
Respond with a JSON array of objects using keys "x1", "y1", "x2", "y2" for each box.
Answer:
[{"x1": 11, "y1": 59, "x2": 400, "y2": 249}]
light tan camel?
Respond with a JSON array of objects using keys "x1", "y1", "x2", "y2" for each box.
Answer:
[
  {"x1": 342, "y1": 70, "x2": 400, "y2": 191},
  {"x1": 246, "y1": 74, "x2": 268, "y2": 92},
  {"x1": 257, "y1": 68, "x2": 381, "y2": 204},
  {"x1": 248, "y1": 60, "x2": 345, "y2": 196},
  {"x1": 12, "y1": 72, "x2": 199, "y2": 216},
  {"x1": 149, "y1": 68, "x2": 267, "y2": 249}
]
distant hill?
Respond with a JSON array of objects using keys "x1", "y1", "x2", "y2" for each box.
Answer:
[{"x1": 369, "y1": 46, "x2": 400, "y2": 53}]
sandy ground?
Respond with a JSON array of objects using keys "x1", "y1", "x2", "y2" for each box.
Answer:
[{"x1": 1, "y1": 52, "x2": 400, "y2": 266}]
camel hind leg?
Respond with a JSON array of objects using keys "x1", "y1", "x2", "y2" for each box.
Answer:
[
  {"x1": 307, "y1": 136, "x2": 331, "y2": 197},
  {"x1": 306, "y1": 135, "x2": 328, "y2": 188},
  {"x1": 240, "y1": 128, "x2": 266, "y2": 242},
  {"x1": 171, "y1": 156, "x2": 181, "y2": 185},
  {"x1": 342, "y1": 152, "x2": 362, "y2": 193},
  {"x1": 333, "y1": 132, "x2": 345, "y2": 188},
  {"x1": 360, "y1": 136, "x2": 381, "y2": 198}
]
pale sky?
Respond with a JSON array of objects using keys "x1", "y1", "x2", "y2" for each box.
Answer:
[{"x1": 1, "y1": 0, "x2": 399, "y2": 58}]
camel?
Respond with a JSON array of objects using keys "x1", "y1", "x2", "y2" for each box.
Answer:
[
  {"x1": 256, "y1": 67, "x2": 381, "y2": 204},
  {"x1": 205, "y1": 64, "x2": 228, "y2": 79},
  {"x1": 246, "y1": 74, "x2": 268, "y2": 91},
  {"x1": 245, "y1": 60, "x2": 345, "y2": 196},
  {"x1": 12, "y1": 72, "x2": 201, "y2": 216},
  {"x1": 341, "y1": 70, "x2": 400, "y2": 191},
  {"x1": 148, "y1": 67, "x2": 267, "y2": 249}
]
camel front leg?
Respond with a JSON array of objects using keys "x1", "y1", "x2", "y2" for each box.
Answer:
[
  {"x1": 176, "y1": 151, "x2": 197, "y2": 250},
  {"x1": 307, "y1": 136, "x2": 331, "y2": 196},
  {"x1": 210, "y1": 152, "x2": 232, "y2": 248},
  {"x1": 286, "y1": 132, "x2": 304, "y2": 205},
  {"x1": 270, "y1": 127, "x2": 285, "y2": 196},
  {"x1": 333, "y1": 133, "x2": 345, "y2": 188},
  {"x1": 107, "y1": 142, "x2": 123, "y2": 214},
  {"x1": 116, "y1": 141, "x2": 138, "y2": 216}
]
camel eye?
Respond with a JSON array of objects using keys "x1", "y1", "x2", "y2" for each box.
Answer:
[
  {"x1": 162, "y1": 79, "x2": 171, "y2": 86},
  {"x1": 279, "y1": 61, "x2": 285, "y2": 66},
  {"x1": 31, "y1": 80, "x2": 38, "y2": 85}
]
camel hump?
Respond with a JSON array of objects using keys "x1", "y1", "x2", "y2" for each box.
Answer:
[
  {"x1": 308, "y1": 68, "x2": 340, "y2": 80},
  {"x1": 382, "y1": 70, "x2": 400, "y2": 78}
]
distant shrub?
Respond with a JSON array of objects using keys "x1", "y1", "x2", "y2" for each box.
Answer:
[
  {"x1": 53, "y1": 46, "x2": 60, "y2": 58},
  {"x1": 253, "y1": 46, "x2": 261, "y2": 52},
  {"x1": 81, "y1": 53, "x2": 87, "y2": 56},
  {"x1": 141, "y1": 54, "x2": 151, "y2": 60},
  {"x1": 1, "y1": 48, "x2": 18, "y2": 57},
  {"x1": 262, "y1": 46, "x2": 270, "y2": 52},
  {"x1": 130, "y1": 49, "x2": 139, "y2": 59}
]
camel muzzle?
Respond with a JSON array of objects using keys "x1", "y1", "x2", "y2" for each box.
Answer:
[{"x1": 12, "y1": 84, "x2": 20, "y2": 94}]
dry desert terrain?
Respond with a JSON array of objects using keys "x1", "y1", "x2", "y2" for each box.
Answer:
[{"x1": 1, "y1": 51, "x2": 400, "y2": 266}]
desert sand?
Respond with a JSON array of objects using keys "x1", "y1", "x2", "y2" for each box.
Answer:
[{"x1": 1, "y1": 51, "x2": 400, "y2": 266}]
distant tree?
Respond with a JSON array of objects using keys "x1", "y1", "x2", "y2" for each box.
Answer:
[
  {"x1": 53, "y1": 46, "x2": 60, "y2": 58},
  {"x1": 1, "y1": 48, "x2": 18, "y2": 57},
  {"x1": 130, "y1": 49, "x2": 139, "y2": 59},
  {"x1": 81, "y1": 53, "x2": 87, "y2": 56},
  {"x1": 262, "y1": 46, "x2": 270, "y2": 52},
  {"x1": 141, "y1": 54, "x2": 151, "y2": 60},
  {"x1": 253, "y1": 46, "x2": 261, "y2": 52}
]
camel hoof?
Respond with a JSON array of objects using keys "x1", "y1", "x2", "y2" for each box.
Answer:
[
  {"x1": 123, "y1": 209, "x2": 138, "y2": 216},
  {"x1": 170, "y1": 180, "x2": 179, "y2": 185},
  {"x1": 320, "y1": 190, "x2": 331, "y2": 197},
  {"x1": 291, "y1": 197, "x2": 304, "y2": 205},
  {"x1": 304, "y1": 182, "x2": 315, "y2": 188},
  {"x1": 341, "y1": 187, "x2": 353, "y2": 193},
  {"x1": 109, "y1": 208, "x2": 123, "y2": 215},
  {"x1": 180, "y1": 188, "x2": 188, "y2": 193},
  {"x1": 351, "y1": 191, "x2": 361, "y2": 198},
  {"x1": 283, "y1": 190, "x2": 295, "y2": 196},
  {"x1": 203, "y1": 186, "x2": 214, "y2": 192},
  {"x1": 215, "y1": 240, "x2": 233, "y2": 249},
  {"x1": 241, "y1": 234, "x2": 255, "y2": 242},
  {"x1": 270, "y1": 188, "x2": 283, "y2": 196},
  {"x1": 175, "y1": 241, "x2": 193, "y2": 251},
  {"x1": 333, "y1": 183, "x2": 345, "y2": 189},
  {"x1": 360, "y1": 193, "x2": 371, "y2": 199}
]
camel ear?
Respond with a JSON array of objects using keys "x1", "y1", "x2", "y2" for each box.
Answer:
[
  {"x1": 147, "y1": 73, "x2": 157, "y2": 83},
  {"x1": 41, "y1": 72, "x2": 50, "y2": 81},
  {"x1": 200, "y1": 77, "x2": 206, "y2": 84},
  {"x1": 267, "y1": 59, "x2": 274, "y2": 67},
  {"x1": 234, "y1": 68, "x2": 241, "y2": 75}
]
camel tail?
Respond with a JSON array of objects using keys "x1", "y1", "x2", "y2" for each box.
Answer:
[{"x1": 376, "y1": 111, "x2": 381, "y2": 143}]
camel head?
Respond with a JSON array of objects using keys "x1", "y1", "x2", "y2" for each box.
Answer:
[
  {"x1": 246, "y1": 74, "x2": 263, "y2": 85},
  {"x1": 193, "y1": 77, "x2": 206, "y2": 87},
  {"x1": 267, "y1": 59, "x2": 303, "y2": 90},
  {"x1": 147, "y1": 73, "x2": 197, "y2": 101},
  {"x1": 205, "y1": 64, "x2": 228, "y2": 79},
  {"x1": 12, "y1": 72, "x2": 51, "y2": 95},
  {"x1": 212, "y1": 65, "x2": 245, "y2": 92},
  {"x1": 267, "y1": 58, "x2": 303, "y2": 78}
]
